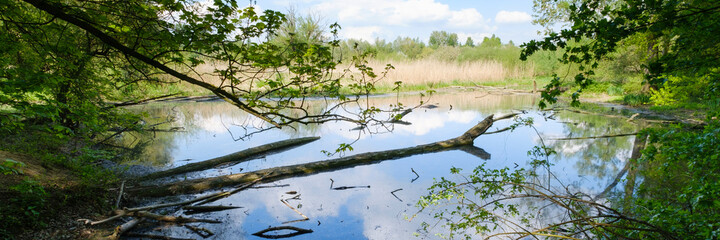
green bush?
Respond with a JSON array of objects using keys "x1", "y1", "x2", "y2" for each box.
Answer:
[
  {"x1": 0, "y1": 180, "x2": 48, "y2": 239},
  {"x1": 650, "y1": 72, "x2": 720, "y2": 107},
  {"x1": 607, "y1": 85, "x2": 624, "y2": 95},
  {"x1": 623, "y1": 93, "x2": 651, "y2": 105},
  {"x1": 456, "y1": 45, "x2": 524, "y2": 67},
  {"x1": 0, "y1": 159, "x2": 24, "y2": 175},
  {"x1": 626, "y1": 118, "x2": 720, "y2": 239}
]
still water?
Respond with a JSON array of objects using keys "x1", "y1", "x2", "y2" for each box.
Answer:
[{"x1": 125, "y1": 90, "x2": 642, "y2": 239}]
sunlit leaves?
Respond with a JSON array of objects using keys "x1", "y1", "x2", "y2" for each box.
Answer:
[
  {"x1": 524, "y1": 0, "x2": 720, "y2": 108},
  {"x1": 418, "y1": 162, "x2": 529, "y2": 239},
  {"x1": 631, "y1": 120, "x2": 720, "y2": 239}
]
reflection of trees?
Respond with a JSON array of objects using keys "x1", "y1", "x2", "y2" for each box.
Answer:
[
  {"x1": 120, "y1": 91, "x2": 540, "y2": 166},
  {"x1": 114, "y1": 103, "x2": 188, "y2": 167},
  {"x1": 548, "y1": 111, "x2": 640, "y2": 179},
  {"x1": 387, "y1": 90, "x2": 539, "y2": 112},
  {"x1": 418, "y1": 161, "x2": 674, "y2": 240}
]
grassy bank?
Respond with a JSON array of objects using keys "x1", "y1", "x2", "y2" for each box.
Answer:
[{"x1": 0, "y1": 131, "x2": 122, "y2": 239}]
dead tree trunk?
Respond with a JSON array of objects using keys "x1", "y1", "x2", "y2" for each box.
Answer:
[
  {"x1": 129, "y1": 114, "x2": 514, "y2": 197},
  {"x1": 623, "y1": 134, "x2": 647, "y2": 213},
  {"x1": 138, "y1": 137, "x2": 320, "y2": 181},
  {"x1": 594, "y1": 133, "x2": 647, "y2": 201}
]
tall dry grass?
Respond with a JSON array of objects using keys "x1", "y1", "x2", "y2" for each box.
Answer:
[
  {"x1": 164, "y1": 61, "x2": 278, "y2": 95},
  {"x1": 165, "y1": 58, "x2": 536, "y2": 95},
  {"x1": 362, "y1": 59, "x2": 535, "y2": 88}
]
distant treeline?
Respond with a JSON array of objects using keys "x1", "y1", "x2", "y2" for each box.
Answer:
[
  {"x1": 260, "y1": 10, "x2": 648, "y2": 96},
  {"x1": 332, "y1": 31, "x2": 644, "y2": 87}
]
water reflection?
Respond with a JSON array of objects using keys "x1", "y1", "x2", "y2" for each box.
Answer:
[{"x1": 125, "y1": 91, "x2": 642, "y2": 239}]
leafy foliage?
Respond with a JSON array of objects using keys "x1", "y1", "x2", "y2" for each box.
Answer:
[
  {"x1": 523, "y1": 0, "x2": 720, "y2": 107},
  {"x1": 479, "y1": 35, "x2": 502, "y2": 49},
  {"x1": 0, "y1": 158, "x2": 24, "y2": 175},
  {"x1": 463, "y1": 37, "x2": 474, "y2": 47},
  {"x1": 627, "y1": 117, "x2": 720, "y2": 239},
  {"x1": 429, "y1": 31, "x2": 459, "y2": 48},
  {"x1": 0, "y1": 180, "x2": 47, "y2": 238},
  {"x1": 416, "y1": 117, "x2": 674, "y2": 239},
  {"x1": 1, "y1": 0, "x2": 405, "y2": 140},
  {"x1": 0, "y1": 0, "x2": 404, "y2": 236}
]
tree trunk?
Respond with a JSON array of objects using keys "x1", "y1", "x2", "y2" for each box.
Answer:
[
  {"x1": 642, "y1": 33, "x2": 659, "y2": 93},
  {"x1": 129, "y1": 114, "x2": 513, "y2": 197},
  {"x1": 594, "y1": 133, "x2": 647, "y2": 201},
  {"x1": 137, "y1": 137, "x2": 320, "y2": 181},
  {"x1": 623, "y1": 134, "x2": 647, "y2": 213}
]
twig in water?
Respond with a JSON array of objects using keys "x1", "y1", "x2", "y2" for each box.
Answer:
[
  {"x1": 80, "y1": 173, "x2": 270, "y2": 226},
  {"x1": 627, "y1": 113, "x2": 640, "y2": 122},
  {"x1": 391, "y1": 188, "x2": 404, "y2": 202},
  {"x1": 484, "y1": 127, "x2": 512, "y2": 135},
  {"x1": 129, "y1": 211, "x2": 222, "y2": 224},
  {"x1": 329, "y1": 178, "x2": 370, "y2": 190},
  {"x1": 550, "y1": 133, "x2": 638, "y2": 140},
  {"x1": 108, "y1": 218, "x2": 144, "y2": 240},
  {"x1": 115, "y1": 180, "x2": 125, "y2": 209},
  {"x1": 285, "y1": 194, "x2": 301, "y2": 201},
  {"x1": 252, "y1": 226, "x2": 313, "y2": 239},
  {"x1": 280, "y1": 199, "x2": 309, "y2": 224},
  {"x1": 194, "y1": 173, "x2": 271, "y2": 205},
  {"x1": 182, "y1": 205, "x2": 242, "y2": 214},
  {"x1": 411, "y1": 168, "x2": 420, "y2": 183},
  {"x1": 332, "y1": 185, "x2": 370, "y2": 190},
  {"x1": 184, "y1": 224, "x2": 214, "y2": 238},
  {"x1": 249, "y1": 184, "x2": 290, "y2": 189},
  {"x1": 475, "y1": 93, "x2": 490, "y2": 99},
  {"x1": 123, "y1": 233, "x2": 194, "y2": 240}
]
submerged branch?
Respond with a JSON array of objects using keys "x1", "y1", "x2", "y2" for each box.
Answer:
[
  {"x1": 251, "y1": 226, "x2": 313, "y2": 239},
  {"x1": 550, "y1": 133, "x2": 637, "y2": 140},
  {"x1": 129, "y1": 114, "x2": 515, "y2": 197},
  {"x1": 129, "y1": 211, "x2": 222, "y2": 224},
  {"x1": 138, "y1": 137, "x2": 320, "y2": 181}
]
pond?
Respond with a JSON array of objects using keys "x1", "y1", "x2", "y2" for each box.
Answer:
[{"x1": 123, "y1": 89, "x2": 643, "y2": 239}]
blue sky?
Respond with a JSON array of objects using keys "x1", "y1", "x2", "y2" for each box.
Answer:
[{"x1": 260, "y1": 0, "x2": 544, "y2": 45}]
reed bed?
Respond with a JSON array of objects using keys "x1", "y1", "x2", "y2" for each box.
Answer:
[
  {"x1": 362, "y1": 59, "x2": 535, "y2": 88},
  {"x1": 166, "y1": 58, "x2": 536, "y2": 95}
]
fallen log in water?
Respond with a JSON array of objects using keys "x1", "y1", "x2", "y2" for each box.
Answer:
[
  {"x1": 129, "y1": 114, "x2": 515, "y2": 197},
  {"x1": 182, "y1": 205, "x2": 242, "y2": 214},
  {"x1": 138, "y1": 136, "x2": 320, "y2": 181},
  {"x1": 128, "y1": 211, "x2": 222, "y2": 224},
  {"x1": 106, "y1": 218, "x2": 144, "y2": 240},
  {"x1": 81, "y1": 175, "x2": 268, "y2": 227}
]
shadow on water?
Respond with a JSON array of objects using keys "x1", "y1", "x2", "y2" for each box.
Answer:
[{"x1": 122, "y1": 90, "x2": 642, "y2": 239}]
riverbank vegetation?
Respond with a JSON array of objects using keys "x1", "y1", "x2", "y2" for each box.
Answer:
[
  {"x1": 417, "y1": 0, "x2": 720, "y2": 239},
  {"x1": 0, "y1": 0, "x2": 392, "y2": 237},
  {"x1": 165, "y1": 11, "x2": 655, "y2": 107},
  {"x1": 1, "y1": 0, "x2": 719, "y2": 239}
]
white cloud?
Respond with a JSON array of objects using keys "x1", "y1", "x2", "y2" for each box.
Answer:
[
  {"x1": 386, "y1": 0, "x2": 451, "y2": 24},
  {"x1": 447, "y1": 8, "x2": 484, "y2": 27},
  {"x1": 495, "y1": 10, "x2": 532, "y2": 24},
  {"x1": 341, "y1": 26, "x2": 383, "y2": 41},
  {"x1": 314, "y1": 0, "x2": 451, "y2": 26},
  {"x1": 265, "y1": 0, "x2": 544, "y2": 47},
  {"x1": 456, "y1": 32, "x2": 492, "y2": 45},
  {"x1": 269, "y1": 0, "x2": 501, "y2": 43}
]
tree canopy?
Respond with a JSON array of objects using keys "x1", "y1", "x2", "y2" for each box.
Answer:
[
  {"x1": 1, "y1": 0, "x2": 396, "y2": 139},
  {"x1": 523, "y1": 0, "x2": 720, "y2": 108},
  {"x1": 428, "y1": 30, "x2": 459, "y2": 48}
]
